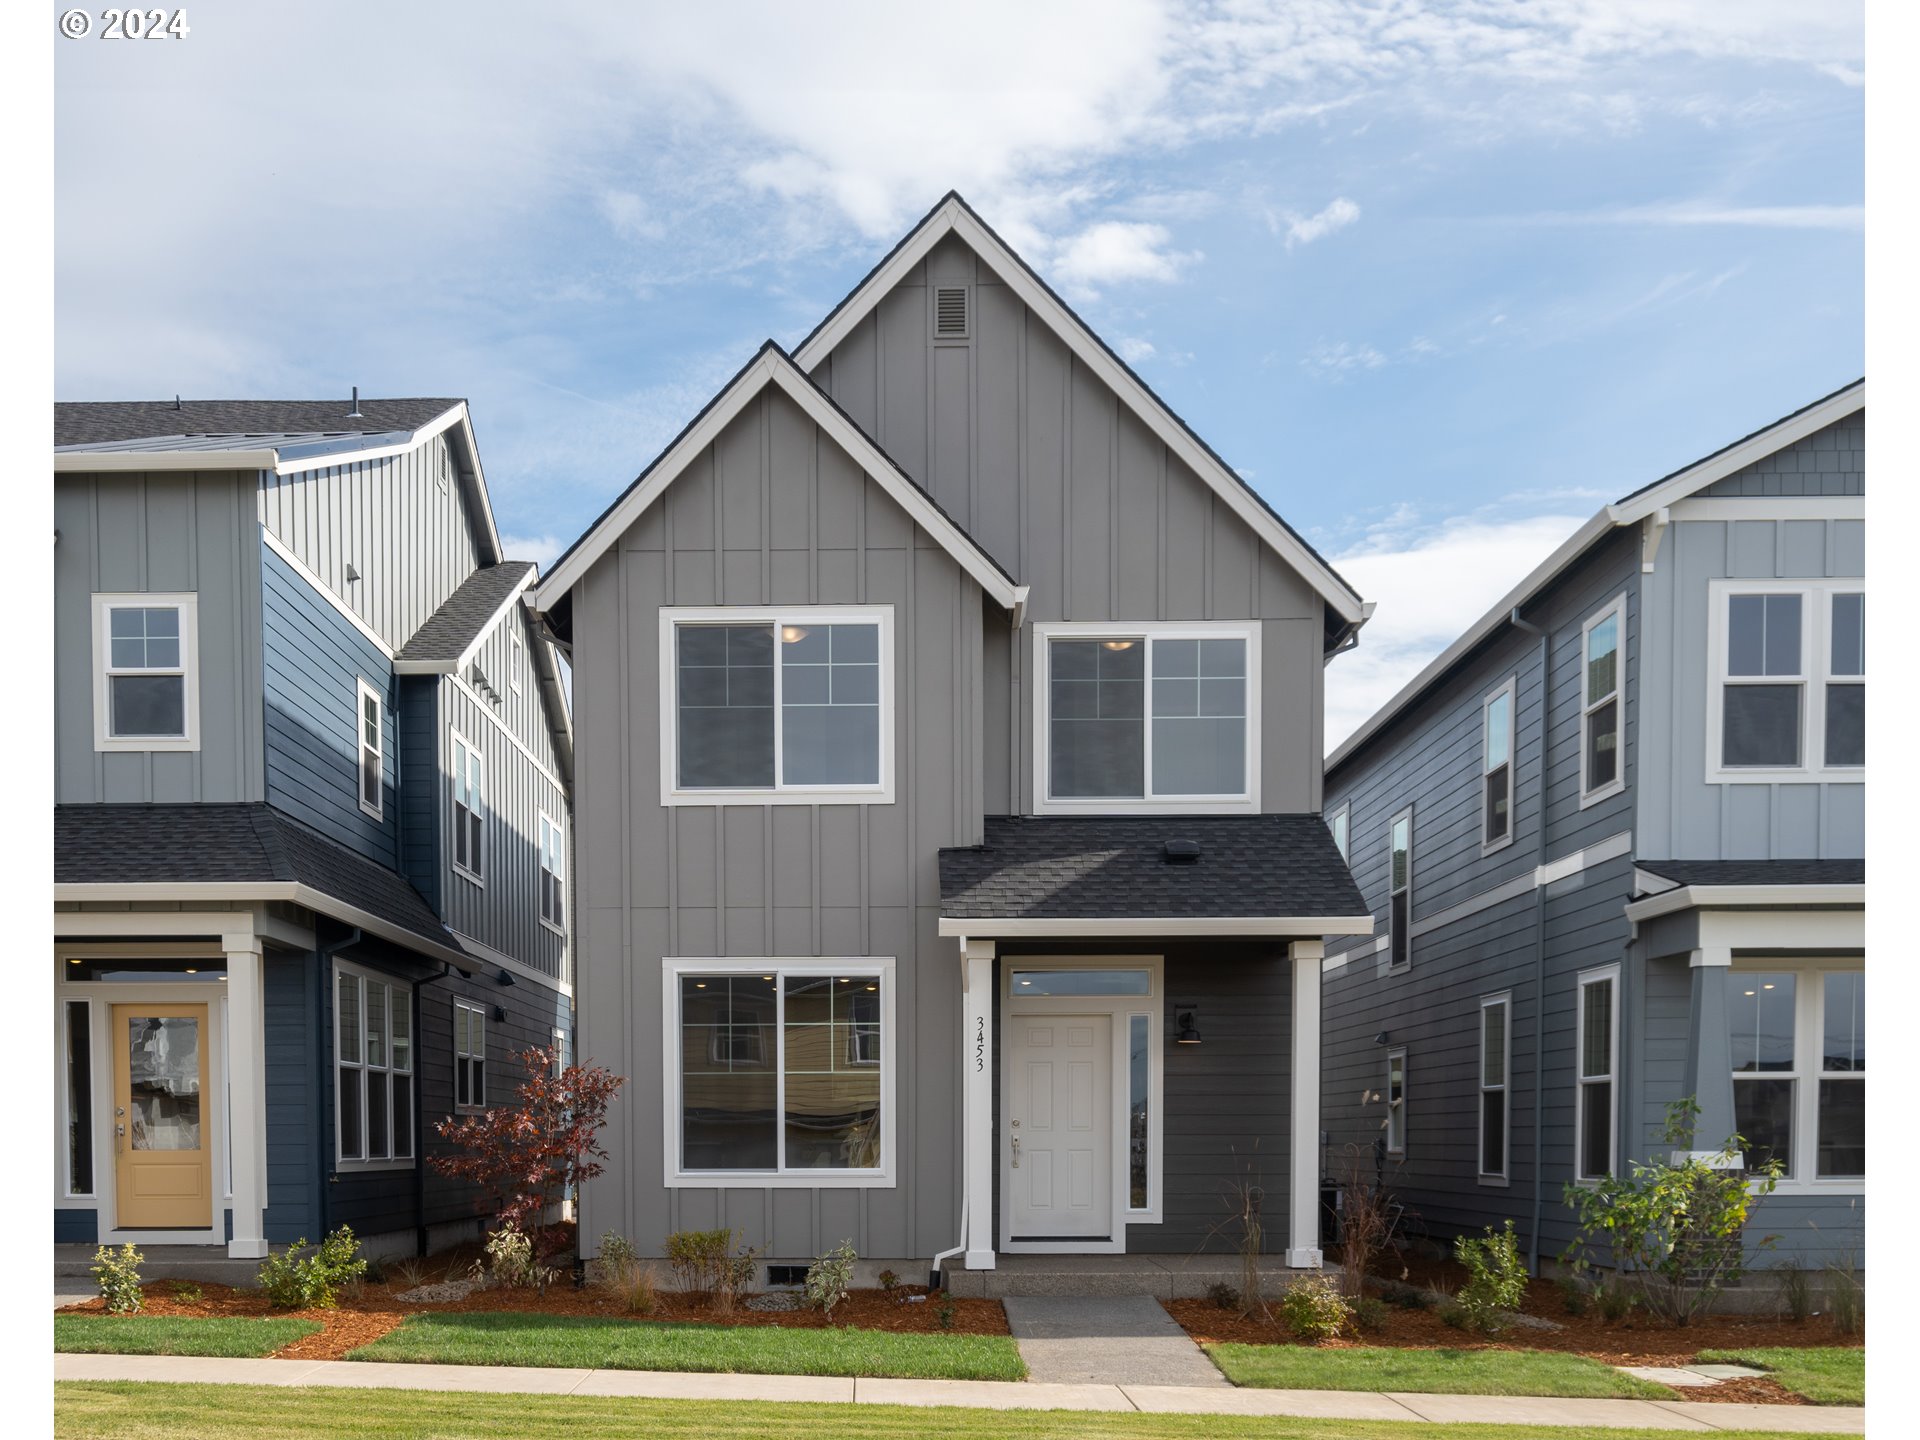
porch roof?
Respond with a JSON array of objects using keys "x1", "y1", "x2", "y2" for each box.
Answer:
[
  {"x1": 937, "y1": 815, "x2": 1371, "y2": 938},
  {"x1": 1638, "y1": 858, "x2": 1863, "y2": 888}
]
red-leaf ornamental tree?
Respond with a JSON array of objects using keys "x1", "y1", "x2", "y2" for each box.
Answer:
[{"x1": 432, "y1": 1044, "x2": 625, "y2": 1262}]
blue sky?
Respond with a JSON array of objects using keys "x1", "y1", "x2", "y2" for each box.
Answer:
[{"x1": 55, "y1": 1, "x2": 1863, "y2": 742}]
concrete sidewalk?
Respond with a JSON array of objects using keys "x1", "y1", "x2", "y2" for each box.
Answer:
[{"x1": 53, "y1": 1353, "x2": 1867, "y2": 1431}]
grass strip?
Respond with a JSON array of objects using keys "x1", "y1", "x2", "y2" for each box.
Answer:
[
  {"x1": 1695, "y1": 1346, "x2": 1864, "y2": 1405},
  {"x1": 54, "y1": 1316, "x2": 321, "y2": 1358},
  {"x1": 1204, "y1": 1344, "x2": 1675, "y2": 1399}
]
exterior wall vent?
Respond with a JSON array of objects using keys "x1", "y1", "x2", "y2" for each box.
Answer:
[
  {"x1": 765, "y1": 1263, "x2": 808, "y2": 1288},
  {"x1": 934, "y1": 285, "x2": 969, "y2": 340}
]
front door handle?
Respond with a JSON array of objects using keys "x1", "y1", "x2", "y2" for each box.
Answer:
[{"x1": 1011, "y1": 1136, "x2": 1020, "y2": 1169}]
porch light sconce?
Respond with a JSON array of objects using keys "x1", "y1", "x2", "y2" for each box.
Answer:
[
  {"x1": 495, "y1": 968, "x2": 517, "y2": 987},
  {"x1": 1175, "y1": 1008, "x2": 1202, "y2": 1045},
  {"x1": 492, "y1": 1004, "x2": 508, "y2": 1023}
]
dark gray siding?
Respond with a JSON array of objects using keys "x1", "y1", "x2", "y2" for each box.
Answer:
[
  {"x1": 1698, "y1": 413, "x2": 1864, "y2": 497},
  {"x1": 398, "y1": 675, "x2": 442, "y2": 912},
  {"x1": 265, "y1": 948, "x2": 323, "y2": 1243},
  {"x1": 54, "y1": 1209, "x2": 99, "y2": 1243},
  {"x1": 262, "y1": 545, "x2": 399, "y2": 866},
  {"x1": 54, "y1": 469, "x2": 266, "y2": 805}
]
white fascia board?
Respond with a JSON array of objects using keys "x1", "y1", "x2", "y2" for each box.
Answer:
[
  {"x1": 936, "y1": 915, "x2": 1377, "y2": 939},
  {"x1": 271, "y1": 404, "x2": 463, "y2": 476},
  {"x1": 532, "y1": 349, "x2": 1021, "y2": 612},
  {"x1": 1622, "y1": 884, "x2": 1866, "y2": 924},
  {"x1": 391, "y1": 567, "x2": 539, "y2": 676},
  {"x1": 793, "y1": 197, "x2": 1367, "y2": 627},
  {"x1": 56, "y1": 449, "x2": 280, "y2": 473},
  {"x1": 1327, "y1": 510, "x2": 1616, "y2": 771},
  {"x1": 53, "y1": 881, "x2": 471, "y2": 968},
  {"x1": 1607, "y1": 382, "x2": 1866, "y2": 527}
]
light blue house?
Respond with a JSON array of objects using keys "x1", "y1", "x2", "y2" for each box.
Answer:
[
  {"x1": 54, "y1": 397, "x2": 573, "y2": 1259},
  {"x1": 1320, "y1": 382, "x2": 1865, "y2": 1283}
]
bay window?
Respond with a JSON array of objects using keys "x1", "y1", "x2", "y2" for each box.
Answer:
[
  {"x1": 336, "y1": 964, "x2": 413, "y2": 1165},
  {"x1": 1708, "y1": 580, "x2": 1864, "y2": 780},
  {"x1": 1729, "y1": 966, "x2": 1864, "y2": 1184}
]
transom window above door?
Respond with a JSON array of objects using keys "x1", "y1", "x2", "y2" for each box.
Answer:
[
  {"x1": 661, "y1": 607, "x2": 893, "y2": 804},
  {"x1": 1034, "y1": 624, "x2": 1260, "y2": 813}
]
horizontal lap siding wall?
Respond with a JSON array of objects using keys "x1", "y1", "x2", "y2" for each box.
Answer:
[
  {"x1": 54, "y1": 469, "x2": 265, "y2": 805},
  {"x1": 264, "y1": 949, "x2": 321, "y2": 1243},
  {"x1": 810, "y1": 232, "x2": 1326, "y2": 817},
  {"x1": 571, "y1": 385, "x2": 983, "y2": 1263}
]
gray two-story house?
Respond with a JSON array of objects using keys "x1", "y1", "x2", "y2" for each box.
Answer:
[
  {"x1": 1320, "y1": 382, "x2": 1865, "y2": 1283},
  {"x1": 532, "y1": 193, "x2": 1371, "y2": 1289},
  {"x1": 53, "y1": 398, "x2": 574, "y2": 1260}
]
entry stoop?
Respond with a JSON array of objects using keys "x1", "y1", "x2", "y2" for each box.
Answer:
[
  {"x1": 942, "y1": 1254, "x2": 1312, "y2": 1299},
  {"x1": 55, "y1": 1244, "x2": 272, "y2": 1287}
]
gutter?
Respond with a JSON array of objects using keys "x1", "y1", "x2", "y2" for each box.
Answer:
[{"x1": 1622, "y1": 883, "x2": 1865, "y2": 924}]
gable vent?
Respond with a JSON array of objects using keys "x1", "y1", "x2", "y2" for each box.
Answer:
[{"x1": 934, "y1": 285, "x2": 969, "y2": 339}]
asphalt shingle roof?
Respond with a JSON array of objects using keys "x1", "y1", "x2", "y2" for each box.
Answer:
[
  {"x1": 55, "y1": 803, "x2": 460, "y2": 953},
  {"x1": 54, "y1": 398, "x2": 460, "y2": 447},
  {"x1": 1640, "y1": 858, "x2": 1864, "y2": 889},
  {"x1": 939, "y1": 814, "x2": 1367, "y2": 921},
  {"x1": 397, "y1": 561, "x2": 536, "y2": 664}
]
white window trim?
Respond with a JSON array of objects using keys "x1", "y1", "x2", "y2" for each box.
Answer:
[
  {"x1": 1481, "y1": 677, "x2": 1517, "y2": 854},
  {"x1": 1478, "y1": 992, "x2": 1511, "y2": 1185},
  {"x1": 1386, "y1": 806, "x2": 1413, "y2": 973},
  {"x1": 1579, "y1": 594, "x2": 1626, "y2": 807},
  {"x1": 450, "y1": 728, "x2": 485, "y2": 886},
  {"x1": 333, "y1": 960, "x2": 415, "y2": 1171},
  {"x1": 1329, "y1": 803, "x2": 1350, "y2": 866},
  {"x1": 510, "y1": 631, "x2": 525, "y2": 695},
  {"x1": 658, "y1": 605, "x2": 896, "y2": 806},
  {"x1": 537, "y1": 809, "x2": 567, "y2": 938},
  {"x1": 1573, "y1": 963, "x2": 1619, "y2": 1184},
  {"x1": 1384, "y1": 1046, "x2": 1407, "y2": 1156},
  {"x1": 661, "y1": 957, "x2": 897, "y2": 1189},
  {"x1": 1705, "y1": 578, "x2": 1865, "y2": 784},
  {"x1": 91, "y1": 592, "x2": 201, "y2": 752},
  {"x1": 454, "y1": 998, "x2": 488, "y2": 1114},
  {"x1": 1730, "y1": 958, "x2": 1864, "y2": 1195},
  {"x1": 1031, "y1": 621, "x2": 1263, "y2": 815},
  {"x1": 356, "y1": 678, "x2": 385, "y2": 821}
]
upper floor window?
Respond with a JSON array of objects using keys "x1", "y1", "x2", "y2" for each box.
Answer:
[
  {"x1": 538, "y1": 811, "x2": 566, "y2": 933},
  {"x1": 451, "y1": 731, "x2": 484, "y2": 881},
  {"x1": 336, "y1": 963, "x2": 413, "y2": 1166},
  {"x1": 1387, "y1": 808, "x2": 1412, "y2": 971},
  {"x1": 1708, "y1": 580, "x2": 1863, "y2": 781},
  {"x1": 1033, "y1": 623, "x2": 1259, "y2": 813},
  {"x1": 510, "y1": 631, "x2": 525, "y2": 695},
  {"x1": 1729, "y1": 967, "x2": 1863, "y2": 1186},
  {"x1": 1482, "y1": 679, "x2": 1515, "y2": 851},
  {"x1": 662, "y1": 606, "x2": 892, "y2": 804},
  {"x1": 1580, "y1": 596, "x2": 1624, "y2": 805},
  {"x1": 1329, "y1": 804, "x2": 1350, "y2": 865},
  {"x1": 357, "y1": 679, "x2": 384, "y2": 821},
  {"x1": 92, "y1": 593, "x2": 200, "y2": 752}
]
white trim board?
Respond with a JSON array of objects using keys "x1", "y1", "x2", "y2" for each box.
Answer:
[
  {"x1": 791, "y1": 194, "x2": 1367, "y2": 628},
  {"x1": 261, "y1": 529, "x2": 397, "y2": 660},
  {"x1": 532, "y1": 345, "x2": 1024, "y2": 613},
  {"x1": 1623, "y1": 883, "x2": 1865, "y2": 924}
]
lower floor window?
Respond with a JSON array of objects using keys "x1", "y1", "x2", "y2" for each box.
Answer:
[
  {"x1": 455, "y1": 1000, "x2": 487, "y2": 1111},
  {"x1": 674, "y1": 963, "x2": 888, "y2": 1177},
  {"x1": 1730, "y1": 967, "x2": 1864, "y2": 1180},
  {"x1": 1384, "y1": 1048, "x2": 1406, "y2": 1155},
  {"x1": 1575, "y1": 967, "x2": 1618, "y2": 1180},
  {"x1": 336, "y1": 964, "x2": 414, "y2": 1164},
  {"x1": 1479, "y1": 995, "x2": 1509, "y2": 1179}
]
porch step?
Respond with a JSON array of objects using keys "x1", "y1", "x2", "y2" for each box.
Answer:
[
  {"x1": 944, "y1": 1254, "x2": 1307, "y2": 1300},
  {"x1": 54, "y1": 1244, "x2": 272, "y2": 1287}
]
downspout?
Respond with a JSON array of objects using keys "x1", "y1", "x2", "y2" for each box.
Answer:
[
  {"x1": 1508, "y1": 606, "x2": 1552, "y2": 1278},
  {"x1": 930, "y1": 1197, "x2": 967, "y2": 1292}
]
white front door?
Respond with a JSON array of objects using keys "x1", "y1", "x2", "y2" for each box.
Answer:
[{"x1": 1005, "y1": 1013, "x2": 1113, "y2": 1241}]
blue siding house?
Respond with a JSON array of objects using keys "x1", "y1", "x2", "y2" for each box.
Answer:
[
  {"x1": 53, "y1": 398, "x2": 574, "y2": 1259},
  {"x1": 1320, "y1": 382, "x2": 1865, "y2": 1287}
]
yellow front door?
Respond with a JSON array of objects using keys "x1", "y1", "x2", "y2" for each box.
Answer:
[{"x1": 112, "y1": 1003, "x2": 212, "y2": 1229}]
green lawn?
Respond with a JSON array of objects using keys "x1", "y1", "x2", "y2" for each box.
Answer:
[
  {"x1": 53, "y1": 1316, "x2": 321, "y2": 1358},
  {"x1": 1204, "y1": 1345, "x2": 1674, "y2": 1399},
  {"x1": 348, "y1": 1311, "x2": 1027, "y2": 1381},
  {"x1": 52, "y1": 1383, "x2": 1830, "y2": 1440},
  {"x1": 1696, "y1": 1347, "x2": 1865, "y2": 1405}
]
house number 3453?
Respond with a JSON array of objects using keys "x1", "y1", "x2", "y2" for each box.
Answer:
[{"x1": 974, "y1": 1016, "x2": 985, "y2": 1072}]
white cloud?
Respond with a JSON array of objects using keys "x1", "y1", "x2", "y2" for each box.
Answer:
[
  {"x1": 1324, "y1": 511, "x2": 1591, "y2": 750},
  {"x1": 1051, "y1": 222, "x2": 1199, "y2": 298},
  {"x1": 1301, "y1": 340, "x2": 1388, "y2": 378},
  {"x1": 1116, "y1": 336, "x2": 1157, "y2": 363},
  {"x1": 1532, "y1": 200, "x2": 1864, "y2": 230},
  {"x1": 1283, "y1": 196, "x2": 1361, "y2": 248},
  {"x1": 501, "y1": 534, "x2": 568, "y2": 569}
]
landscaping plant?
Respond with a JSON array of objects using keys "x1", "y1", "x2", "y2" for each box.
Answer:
[
  {"x1": 1561, "y1": 1098, "x2": 1781, "y2": 1326},
  {"x1": 1353, "y1": 1295, "x2": 1390, "y2": 1333},
  {"x1": 432, "y1": 1044, "x2": 626, "y2": 1269},
  {"x1": 1204, "y1": 1281, "x2": 1240, "y2": 1311},
  {"x1": 877, "y1": 1268, "x2": 901, "y2": 1296},
  {"x1": 621, "y1": 1263, "x2": 659, "y2": 1316},
  {"x1": 1825, "y1": 1256, "x2": 1862, "y2": 1335},
  {"x1": 1777, "y1": 1265, "x2": 1813, "y2": 1322},
  {"x1": 256, "y1": 1227, "x2": 368, "y2": 1310},
  {"x1": 1454, "y1": 1219, "x2": 1527, "y2": 1335},
  {"x1": 1276, "y1": 1273, "x2": 1350, "y2": 1341},
  {"x1": 1333, "y1": 1144, "x2": 1410, "y2": 1302},
  {"x1": 936, "y1": 1292, "x2": 956, "y2": 1330},
  {"x1": 165, "y1": 1280, "x2": 203, "y2": 1304},
  {"x1": 804, "y1": 1239, "x2": 857, "y2": 1319},
  {"x1": 598, "y1": 1231, "x2": 640, "y2": 1287},
  {"x1": 91, "y1": 1242, "x2": 145, "y2": 1315},
  {"x1": 662, "y1": 1228, "x2": 757, "y2": 1310},
  {"x1": 1202, "y1": 1146, "x2": 1272, "y2": 1320},
  {"x1": 480, "y1": 1223, "x2": 538, "y2": 1289},
  {"x1": 1555, "y1": 1274, "x2": 1590, "y2": 1316}
]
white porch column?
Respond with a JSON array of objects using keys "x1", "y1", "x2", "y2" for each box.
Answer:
[
  {"x1": 225, "y1": 933, "x2": 269, "y2": 1260},
  {"x1": 960, "y1": 938, "x2": 996, "y2": 1270},
  {"x1": 1287, "y1": 939, "x2": 1324, "y2": 1268}
]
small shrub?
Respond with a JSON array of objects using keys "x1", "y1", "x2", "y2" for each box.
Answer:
[
  {"x1": 1438, "y1": 1300, "x2": 1470, "y2": 1330},
  {"x1": 1777, "y1": 1266, "x2": 1812, "y2": 1322},
  {"x1": 805, "y1": 1239, "x2": 857, "y2": 1319},
  {"x1": 936, "y1": 1293, "x2": 956, "y2": 1330},
  {"x1": 1825, "y1": 1257, "x2": 1862, "y2": 1336},
  {"x1": 622, "y1": 1262, "x2": 659, "y2": 1315},
  {"x1": 1454, "y1": 1220, "x2": 1527, "y2": 1335},
  {"x1": 1354, "y1": 1295, "x2": 1390, "y2": 1333},
  {"x1": 391, "y1": 1258, "x2": 426, "y2": 1290},
  {"x1": 362, "y1": 1255, "x2": 387, "y2": 1284},
  {"x1": 91, "y1": 1243, "x2": 144, "y2": 1315},
  {"x1": 1205, "y1": 1280, "x2": 1241, "y2": 1311},
  {"x1": 165, "y1": 1280, "x2": 203, "y2": 1304},
  {"x1": 1556, "y1": 1275, "x2": 1590, "y2": 1316},
  {"x1": 598, "y1": 1232, "x2": 640, "y2": 1288},
  {"x1": 878, "y1": 1268, "x2": 901, "y2": 1295},
  {"x1": 1277, "y1": 1274, "x2": 1350, "y2": 1342},
  {"x1": 664, "y1": 1228, "x2": 734, "y2": 1300},
  {"x1": 257, "y1": 1227, "x2": 368, "y2": 1310},
  {"x1": 480, "y1": 1224, "x2": 537, "y2": 1289},
  {"x1": 1594, "y1": 1276, "x2": 1636, "y2": 1322},
  {"x1": 1380, "y1": 1280, "x2": 1432, "y2": 1311}
]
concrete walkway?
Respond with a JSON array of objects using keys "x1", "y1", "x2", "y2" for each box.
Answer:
[
  {"x1": 53, "y1": 1353, "x2": 1867, "y2": 1431},
  {"x1": 1002, "y1": 1294, "x2": 1228, "y2": 1387}
]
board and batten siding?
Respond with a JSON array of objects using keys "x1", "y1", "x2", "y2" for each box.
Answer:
[
  {"x1": 1635, "y1": 415, "x2": 1865, "y2": 861},
  {"x1": 262, "y1": 544, "x2": 399, "y2": 867},
  {"x1": 571, "y1": 384, "x2": 986, "y2": 1262},
  {"x1": 810, "y1": 231, "x2": 1327, "y2": 816},
  {"x1": 257, "y1": 431, "x2": 480, "y2": 653},
  {"x1": 54, "y1": 469, "x2": 266, "y2": 805},
  {"x1": 461, "y1": 596, "x2": 563, "y2": 779}
]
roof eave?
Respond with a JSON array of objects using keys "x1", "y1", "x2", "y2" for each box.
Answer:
[
  {"x1": 1622, "y1": 883, "x2": 1865, "y2": 923},
  {"x1": 937, "y1": 914, "x2": 1377, "y2": 938}
]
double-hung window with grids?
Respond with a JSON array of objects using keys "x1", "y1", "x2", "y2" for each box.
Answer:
[
  {"x1": 1580, "y1": 597, "x2": 1624, "y2": 803},
  {"x1": 336, "y1": 964, "x2": 413, "y2": 1165},
  {"x1": 454, "y1": 999, "x2": 487, "y2": 1111},
  {"x1": 538, "y1": 812, "x2": 566, "y2": 932},
  {"x1": 357, "y1": 679, "x2": 384, "y2": 820},
  {"x1": 93, "y1": 593, "x2": 199, "y2": 751},
  {"x1": 1729, "y1": 967, "x2": 1864, "y2": 1185},
  {"x1": 1482, "y1": 679, "x2": 1515, "y2": 850},
  {"x1": 1479, "y1": 994, "x2": 1510, "y2": 1181},
  {"x1": 451, "y1": 732, "x2": 484, "y2": 881},
  {"x1": 1709, "y1": 581, "x2": 1864, "y2": 779},
  {"x1": 1574, "y1": 966, "x2": 1618, "y2": 1181}
]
